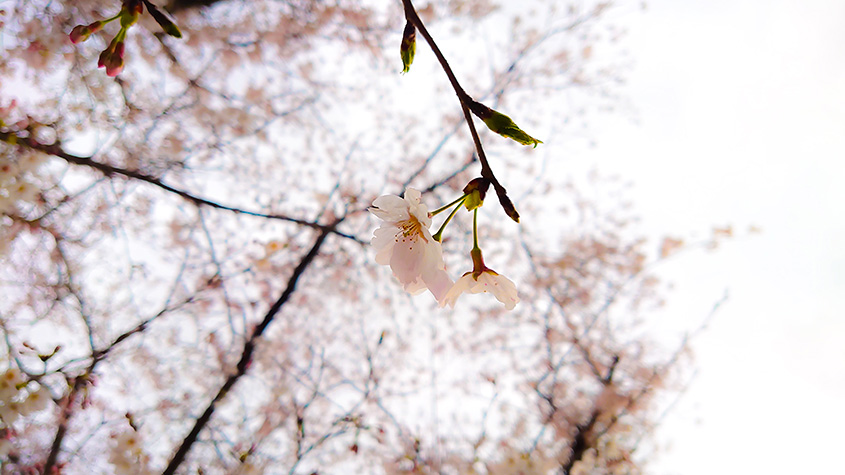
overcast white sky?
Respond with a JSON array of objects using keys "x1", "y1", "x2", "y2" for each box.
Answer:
[{"x1": 574, "y1": 0, "x2": 845, "y2": 473}]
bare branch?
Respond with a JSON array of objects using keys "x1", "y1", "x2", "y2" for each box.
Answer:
[
  {"x1": 0, "y1": 130, "x2": 364, "y2": 242},
  {"x1": 162, "y1": 219, "x2": 340, "y2": 474}
]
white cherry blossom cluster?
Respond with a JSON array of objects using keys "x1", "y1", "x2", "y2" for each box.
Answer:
[
  {"x1": 0, "y1": 147, "x2": 48, "y2": 215},
  {"x1": 0, "y1": 367, "x2": 54, "y2": 429},
  {"x1": 109, "y1": 427, "x2": 153, "y2": 475},
  {"x1": 369, "y1": 186, "x2": 519, "y2": 310},
  {"x1": 486, "y1": 447, "x2": 557, "y2": 475},
  {"x1": 569, "y1": 431, "x2": 637, "y2": 475}
]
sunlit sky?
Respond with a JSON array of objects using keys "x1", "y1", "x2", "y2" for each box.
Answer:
[{"x1": 576, "y1": 0, "x2": 844, "y2": 473}]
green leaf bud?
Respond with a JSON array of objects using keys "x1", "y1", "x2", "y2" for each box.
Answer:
[
  {"x1": 144, "y1": 0, "x2": 182, "y2": 38},
  {"x1": 120, "y1": 0, "x2": 144, "y2": 28},
  {"x1": 462, "y1": 177, "x2": 490, "y2": 211},
  {"x1": 467, "y1": 99, "x2": 542, "y2": 148},
  {"x1": 400, "y1": 21, "x2": 416, "y2": 74}
]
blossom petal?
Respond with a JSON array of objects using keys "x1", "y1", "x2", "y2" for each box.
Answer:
[
  {"x1": 372, "y1": 193, "x2": 408, "y2": 210},
  {"x1": 389, "y1": 235, "x2": 424, "y2": 285},
  {"x1": 474, "y1": 272, "x2": 519, "y2": 310},
  {"x1": 403, "y1": 277, "x2": 428, "y2": 295},
  {"x1": 420, "y1": 239, "x2": 452, "y2": 302},
  {"x1": 369, "y1": 194, "x2": 410, "y2": 221},
  {"x1": 403, "y1": 188, "x2": 422, "y2": 203},
  {"x1": 441, "y1": 270, "x2": 519, "y2": 310},
  {"x1": 440, "y1": 273, "x2": 474, "y2": 308},
  {"x1": 422, "y1": 265, "x2": 453, "y2": 303},
  {"x1": 372, "y1": 226, "x2": 399, "y2": 265}
]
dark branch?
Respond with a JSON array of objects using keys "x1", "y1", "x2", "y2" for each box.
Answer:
[
  {"x1": 561, "y1": 411, "x2": 599, "y2": 475},
  {"x1": 0, "y1": 130, "x2": 363, "y2": 242},
  {"x1": 42, "y1": 290, "x2": 196, "y2": 474},
  {"x1": 165, "y1": 0, "x2": 225, "y2": 13},
  {"x1": 162, "y1": 221, "x2": 339, "y2": 474}
]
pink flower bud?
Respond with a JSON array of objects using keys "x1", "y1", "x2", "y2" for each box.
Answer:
[
  {"x1": 97, "y1": 48, "x2": 108, "y2": 68},
  {"x1": 98, "y1": 39, "x2": 126, "y2": 77},
  {"x1": 69, "y1": 20, "x2": 105, "y2": 44},
  {"x1": 105, "y1": 45, "x2": 125, "y2": 76},
  {"x1": 88, "y1": 21, "x2": 104, "y2": 34},
  {"x1": 69, "y1": 24, "x2": 91, "y2": 44},
  {"x1": 113, "y1": 41, "x2": 125, "y2": 60}
]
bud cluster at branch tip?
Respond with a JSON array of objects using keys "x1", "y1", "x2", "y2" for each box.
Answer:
[
  {"x1": 97, "y1": 36, "x2": 126, "y2": 77},
  {"x1": 69, "y1": 0, "x2": 182, "y2": 76}
]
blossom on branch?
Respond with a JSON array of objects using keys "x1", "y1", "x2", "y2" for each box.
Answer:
[
  {"x1": 369, "y1": 188, "x2": 452, "y2": 302},
  {"x1": 441, "y1": 248, "x2": 519, "y2": 310}
]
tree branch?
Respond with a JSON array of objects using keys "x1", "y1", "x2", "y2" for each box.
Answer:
[
  {"x1": 162, "y1": 220, "x2": 339, "y2": 474},
  {"x1": 41, "y1": 287, "x2": 196, "y2": 474},
  {"x1": 400, "y1": 0, "x2": 519, "y2": 221},
  {"x1": 0, "y1": 130, "x2": 363, "y2": 242},
  {"x1": 561, "y1": 410, "x2": 599, "y2": 475}
]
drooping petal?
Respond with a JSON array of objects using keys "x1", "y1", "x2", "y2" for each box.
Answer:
[
  {"x1": 441, "y1": 270, "x2": 519, "y2": 310},
  {"x1": 420, "y1": 241, "x2": 453, "y2": 302},
  {"x1": 403, "y1": 277, "x2": 428, "y2": 295},
  {"x1": 475, "y1": 272, "x2": 519, "y2": 310},
  {"x1": 424, "y1": 268, "x2": 454, "y2": 303},
  {"x1": 440, "y1": 273, "x2": 474, "y2": 308}
]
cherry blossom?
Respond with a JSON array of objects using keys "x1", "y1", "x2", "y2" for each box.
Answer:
[
  {"x1": 0, "y1": 401, "x2": 22, "y2": 426},
  {"x1": 487, "y1": 448, "x2": 556, "y2": 475},
  {"x1": 0, "y1": 438, "x2": 11, "y2": 459},
  {"x1": 22, "y1": 384, "x2": 52, "y2": 414},
  {"x1": 441, "y1": 248, "x2": 519, "y2": 310},
  {"x1": 369, "y1": 188, "x2": 452, "y2": 301},
  {"x1": 0, "y1": 368, "x2": 24, "y2": 402},
  {"x1": 109, "y1": 429, "x2": 152, "y2": 475}
]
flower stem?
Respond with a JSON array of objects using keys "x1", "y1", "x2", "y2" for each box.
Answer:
[
  {"x1": 103, "y1": 12, "x2": 123, "y2": 24},
  {"x1": 472, "y1": 208, "x2": 479, "y2": 251},
  {"x1": 113, "y1": 26, "x2": 128, "y2": 44},
  {"x1": 430, "y1": 194, "x2": 466, "y2": 216},
  {"x1": 469, "y1": 212, "x2": 485, "y2": 274},
  {"x1": 432, "y1": 198, "x2": 464, "y2": 242}
]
